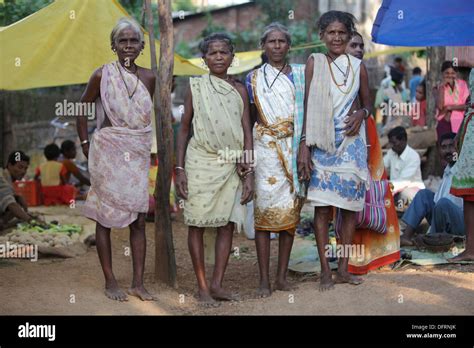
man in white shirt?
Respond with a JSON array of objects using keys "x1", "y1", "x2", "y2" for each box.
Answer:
[
  {"x1": 400, "y1": 133, "x2": 464, "y2": 246},
  {"x1": 383, "y1": 126, "x2": 425, "y2": 209}
]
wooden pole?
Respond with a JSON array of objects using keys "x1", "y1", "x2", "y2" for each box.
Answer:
[
  {"x1": 426, "y1": 46, "x2": 446, "y2": 129},
  {"x1": 145, "y1": 0, "x2": 177, "y2": 287},
  {"x1": 0, "y1": 92, "x2": 5, "y2": 168}
]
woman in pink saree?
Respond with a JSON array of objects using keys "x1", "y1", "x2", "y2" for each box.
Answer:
[
  {"x1": 436, "y1": 60, "x2": 469, "y2": 138},
  {"x1": 77, "y1": 18, "x2": 156, "y2": 302}
]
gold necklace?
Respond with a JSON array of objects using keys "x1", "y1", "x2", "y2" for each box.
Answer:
[{"x1": 327, "y1": 57, "x2": 355, "y2": 95}]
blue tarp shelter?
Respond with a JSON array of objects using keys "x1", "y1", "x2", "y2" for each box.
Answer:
[{"x1": 372, "y1": 0, "x2": 474, "y2": 46}]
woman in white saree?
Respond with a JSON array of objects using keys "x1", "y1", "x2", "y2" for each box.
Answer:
[
  {"x1": 246, "y1": 23, "x2": 305, "y2": 297},
  {"x1": 298, "y1": 12, "x2": 372, "y2": 291}
]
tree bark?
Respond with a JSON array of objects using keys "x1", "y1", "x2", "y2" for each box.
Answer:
[
  {"x1": 426, "y1": 46, "x2": 446, "y2": 129},
  {"x1": 146, "y1": 0, "x2": 177, "y2": 287}
]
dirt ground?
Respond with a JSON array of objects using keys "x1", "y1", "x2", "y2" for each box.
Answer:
[{"x1": 1, "y1": 209, "x2": 473, "y2": 316}]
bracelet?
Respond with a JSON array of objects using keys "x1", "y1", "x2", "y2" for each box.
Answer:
[
  {"x1": 80, "y1": 139, "x2": 89, "y2": 146},
  {"x1": 300, "y1": 134, "x2": 306, "y2": 142},
  {"x1": 243, "y1": 171, "x2": 254, "y2": 180},
  {"x1": 242, "y1": 172, "x2": 254, "y2": 179},
  {"x1": 175, "y1": 166, "x2": 185, "y2": 171},
  {"x1": 362, "y1": 108, "x2": 370, "y2": 119}
]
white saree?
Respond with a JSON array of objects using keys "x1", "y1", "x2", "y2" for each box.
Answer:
[{"x1": 250, "y1": 64, "x2": 303, "y2": 233}]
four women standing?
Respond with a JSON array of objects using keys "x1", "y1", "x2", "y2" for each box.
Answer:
[{"x1": 87, "y1": 10, "x2": 452, "y2": 303}]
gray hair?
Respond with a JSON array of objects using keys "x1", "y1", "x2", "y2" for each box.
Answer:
[
  {"x1": 260, "y1": 22, "x2": 292, "y2": 47},
  {"x1": 110, "y1": 17, "x2": 144, "y2": 47}
]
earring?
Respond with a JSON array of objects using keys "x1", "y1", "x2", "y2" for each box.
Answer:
[{"x1": 141, "y1": 50, "x2": 144, "y2": 55}]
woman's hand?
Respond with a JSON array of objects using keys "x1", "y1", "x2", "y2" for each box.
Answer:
[
  {"x1": 240, "y1": 172, "x2": 254, "y2": 205},
  {"x1": 82, "y1": 143, "x2": 89, "y2": 159},
  {"x1": 237, "y1": 162, "x2": 252, "y2": 178},
  {"x1": 444, "y1": 109, "x2": 452, "y2": 122},
  {"x1": 297, "y1": 141, "x2": 313, "y2": 182},
  {"x1": 175, "y1": 170, "x2": 188, "y2": 200},
  {"x1": 344, "y1": 110, "x2": 365, "y2": 136}
]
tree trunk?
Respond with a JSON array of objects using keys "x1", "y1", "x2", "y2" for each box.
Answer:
[
  {"x1": 146, "y1": 0, "x2": 177, "y2": 287},
  {"x1": 426, "y1": 46, "x2": 446, "y2": 129},
  {"x1": 0, "y1": 92, "x2": 13, "y2": 168},
  {"x1": 0, "y1": 92, "x2": 5, "y2": 168}
]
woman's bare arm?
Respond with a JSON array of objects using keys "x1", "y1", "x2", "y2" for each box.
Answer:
[{"x1": 77, "y1": 68, "x2": 102, "y2": 157}]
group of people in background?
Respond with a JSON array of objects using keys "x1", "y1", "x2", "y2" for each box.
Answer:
[{"x1": 0, "y1": 139, "x2": 90, "y2": 228}]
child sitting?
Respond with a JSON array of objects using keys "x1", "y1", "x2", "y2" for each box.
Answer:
[{"x1": 35, "y1": 143, "x2": 75, "y2": 205}]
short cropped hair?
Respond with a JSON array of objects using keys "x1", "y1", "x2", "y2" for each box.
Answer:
[
  {"x1": 110, "y1": 17, "x2": 144, "y2": 47},
  {"x1": 44, "y1": 143, "x2": 61, "y2": 161},
  {"x1": 7, "y1": 151, "x2": 30, "y2": 166},
  {"x1": 388, "y1": 126, "x2": 407, "y2": 141},
  {"x1": 61, "y1": 140, "x2": 75, "y2": 154}
]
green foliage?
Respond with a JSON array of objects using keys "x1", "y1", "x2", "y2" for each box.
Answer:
[
  {"x1": 200, "y1": 12, "x2": 226, "y2": 38},
  {"x1": 118, "y1": 0, "x2": 143, "y2": 23},
  {"x1": 175, "y1": 40, "x2": 197, "y2": 59},
  {"x1": 176, "y1": 10, "x2": 325, "y2": 62},
  {"x1": 172, "y1": 0, "x2": 197, "y2": 12},
  {"x1": 255, "y1": 0, "x2": 295, "y2": 25},
  {"x1": 0, "y1": 0, "x2": 53, "y2": 26},
  {"x1": 416, "y1": 49, "x2": 427, "y2": 59},
  {"x1": 118, "y1": 0, "x2": 143, "y2": 20}
]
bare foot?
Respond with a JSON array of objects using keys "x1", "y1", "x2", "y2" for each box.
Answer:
[
  {"x1": 256, "y1": 282, "x2": 272, "y2": 298},
  {"x1": 196, "y1": 291, "x2": 220, "y2": 308},
  {"x1": 400, "y1": 236, "x2": 414, "y2": 247},
  {"x1": 105, "y1": 281, "x2": 128, "y2": 302},
  {"x1": 448, "y1": 250, "x2": 474, "y2": 262},
  {"x1": 210, "y1": 286, "x2": 240, "y2": 301},
  {"x1": 127, "y1": 286, "x2": 157, "y2": 301},
  {"x1": 319, "y1": 272, "x2": 335, "y2": 292},
  {"x1": 273, "y1": 279, "x2": 298, "y2": 292},
  {"x1": 334, "y1": 271, "x2": 364, "y2": 285}
]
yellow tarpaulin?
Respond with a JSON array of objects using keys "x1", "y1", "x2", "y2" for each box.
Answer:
[{"x1": 0, "y1": 0, "x2": 206, "y2": 90}]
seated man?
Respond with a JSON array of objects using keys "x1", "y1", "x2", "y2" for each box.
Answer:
[
  {"x1": 60, "y1": 140, "x2": 91, "y2": 186},
  {"x1": 400, "y1": 133, "x2": 464, "y2": 246},
  {"x1": 383, "y1": 126, "x2": 425, "y2": 208},
  {"x1": 0, "y1": 151, "x2": 35, "y2": 229}
]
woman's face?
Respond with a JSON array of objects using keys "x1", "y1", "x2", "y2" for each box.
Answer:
[
  {"x1": 113, "y1": 27, "x2": 143, "y2": 65},
  {"x1": 321, "y1": 21, "x2": 350, "y2": 56},
  {"x1": 203, "y1": 41, "x2": 233, "y2": 75},
  {"x1": 415, "y1": 85, "x2": 425, "y2": 101},
  {"x1": 346, "y1": 35, "x2": 364, "y2": 60},
  {"x1": 442, "y1": 67, "x2": 457, "y2": 83},
  {"x1": 262, "y1": 30, "x2": 290, "y2": 65}
]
